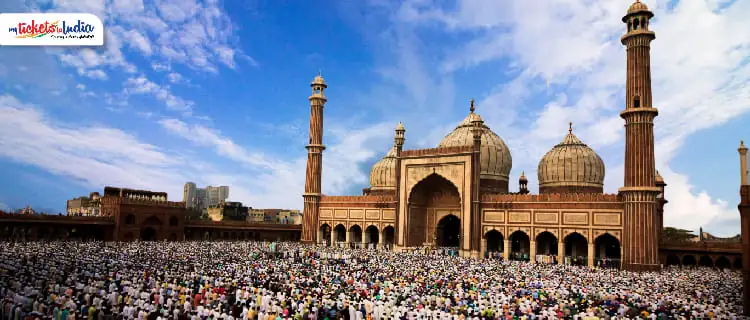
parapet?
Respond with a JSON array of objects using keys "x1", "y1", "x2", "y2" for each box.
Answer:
[{"x1": 400, "y1": 146, "x2": 473, "y2": 158}]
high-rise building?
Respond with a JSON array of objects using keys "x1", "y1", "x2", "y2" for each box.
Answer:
[
  {"x1": 183, "y1": 183, "x2": 229, "y2": 211},
  {"x1": 205, "y1": 185, "x2": 229, "y2": 207},
  {"x1": 183, "y1": 182, "x2": 197, "y2": 209}
]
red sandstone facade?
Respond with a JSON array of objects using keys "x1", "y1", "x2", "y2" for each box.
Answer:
[{"x1": 299, "y1": 0, "x2": 743, "y2": 270}]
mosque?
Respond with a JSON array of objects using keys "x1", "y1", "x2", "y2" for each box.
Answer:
[{"x1": 299, "y1": 1, "x2": 692, "y2": 271}]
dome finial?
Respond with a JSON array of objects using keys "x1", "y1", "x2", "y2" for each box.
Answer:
[
  {"x1": 569, "y1": 122, "x2": 573, "y2": 134},
  {"x1": 470, "y1": 99, "x2": 476, "y2": 113}
]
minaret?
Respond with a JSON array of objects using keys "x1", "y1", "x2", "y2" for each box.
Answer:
[
  {"x1": 655, "y1": 171, "x2": 667, "y2": 245},
  {"x1": 619, "y1": 0, "x2": 661, "y2": 271},
  {"x1": 519, "y1": 171, "x2": 529, "y2": 195},
  {"x1": 469, "y1": 99, "x2": 484, "y2": 258},
  {"x1": 740, "y1": 140, "x2": 748, "y2": 186},
  {"x1": 301, "y1": 73, "x2": 327, "y2": 243},
  {"x1": 738, "y1": 140, "x2": 750, "y2": 315},
  {"x1": 393, "y1": 122, "x2": 405, "y2": 249}
]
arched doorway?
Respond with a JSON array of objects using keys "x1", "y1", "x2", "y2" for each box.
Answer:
[
  {"x1": 333, "y1": 224, "x2": 346, "y2": 245},
  {"x1": 509, "y1": 231, "x2": 530, "y2": 261},
  {"x1": 140, "y1": 227, "x2": 157, "y2": 241},
  {"x1": 682, "y1": 255, "x2": 696, "y2": 266},
  {"x1": 535, "y1": 232, "x2": 558, "y2": 263},
  {"x1": 564, "y1": 232, "x2": 587, "y2": 266},
  {"x1": 698, "y1": 256, "x2": 713, "y2": 267},
  {"x1": 407, "y1": 173, "x2": 461, "y2": 247},
  {"x1": 436, "y1": 215, "x2": 460, "y2": 247},
  {"x1": 715, "y1": 256, "x2": 731, "y2": 269},
  {"x1": 594, "y1": 233, "x2": 620, "y2": 268},
  {"x1": 349, "y1": 225, "x2": 363, "y2": 248},
  {"x1": 382, "y1": 226, "x2": 395, "y2": 249},
  {"x1": 665, "y1": 254, "x2": 680, "y2": 266},
  {"x1": 365, "y1": 226, "x2": 379, "y2": 249},
  {"x1": 485, "y1": 230, "x2": 503, "y2": 258},
  {"x1": 319, "y1": 224, "x2": 331, "y2": 246}
]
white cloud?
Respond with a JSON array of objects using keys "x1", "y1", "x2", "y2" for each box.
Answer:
[
  {"x1": 0, "y1": 95, "x2": 190, "y2": 198},
  {"x1": 158, "y1": 117, "x2": 395, "y2": 208},
  {"x1": 124, "y1": 30, "x2": 153, "y2": 56},
  {"x1": 167, "y1": 72, "x2": 184, "y2": 84},
  {"x1": 113, "y1": 0, "x2": 145, "y2": 15},
  {"x1": 123, "y1": 76, "x2": 194, "y2": 113},
  {"x1": 79, "y1": 69, "x2": 108, "y2": 80},
  {"x1": 0, "y1": 202, "x2": 8, "y2": 212}
]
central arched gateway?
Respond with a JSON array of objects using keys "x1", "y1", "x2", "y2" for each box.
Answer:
[
  {"x1": 406, "y1": 173, "x2": 461, "y2": 247},
  {"x1": 140, "y1": 227, "x2": 157, "y2": 241},
  {"x1": 436, "y1": 214, "x2": 460, "y2": 247}
]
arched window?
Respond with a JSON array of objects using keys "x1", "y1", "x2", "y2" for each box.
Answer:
[
  {"x1": 125, "y1": 214, "x2": 136, "y2": 225},
  {"x1": 633, "y1": 96, "x2": 641, "y2": 108},
  {"x1": 169, "y1": 216, "x2": 179, "y2": 226},
  {"x1": 633, "y1": 18, "x2": 640, "y2": 30}
]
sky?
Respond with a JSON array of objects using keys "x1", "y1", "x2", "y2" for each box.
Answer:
[{"x1": 0, "y1": 0, "x2": 748, "y2": 236}]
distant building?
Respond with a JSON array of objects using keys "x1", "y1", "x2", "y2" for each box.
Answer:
[
  {"x1": 207, "y1": 201, "x2": 249, "y2": 222},
  {"x1": 262, "y1": 209, "x2": 301, "y2": 224},
  {"x1": 66, "y1": 192, "x2": 102, "y2": 216},
  {"x1": 183, "y1": 182, "x2": 197, "y2": 209},
  {"x1": 17, "y1": 205, "x2": 36, "y2": 215},
  {"x1": 247, "y1": 209, "x2": 265, "y2": 223},
  {"x1": 277, "y1": 210, "x2": 302, "y2": 225},
  {"x1": 182, "y1": 183, "x2": 229, "y2": 211}
]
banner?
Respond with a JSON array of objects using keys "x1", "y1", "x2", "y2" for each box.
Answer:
[{"x1": 0, "y1": 13, "x2": 104, "y2": 46}]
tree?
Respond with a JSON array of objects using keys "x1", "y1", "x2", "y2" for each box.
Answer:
[{"x1": 662, "y1": 227, "x2": 695, "y2": 242}]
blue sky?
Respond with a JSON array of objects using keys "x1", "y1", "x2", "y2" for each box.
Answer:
[{"x1": 0, "y1": 0, "x2": 748, "y2": 236}]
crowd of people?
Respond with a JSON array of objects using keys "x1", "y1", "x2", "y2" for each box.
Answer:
[{"x1": 0, "y1": 241, "x2": 743, "y2": 319}]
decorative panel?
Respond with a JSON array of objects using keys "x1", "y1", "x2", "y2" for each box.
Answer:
[
  {"x1": 334, "y1": 209, "x2": 348, "y2": 219},
  {"x1": 366, "y1": 209, "x2": 380, "y2": 220},
  {"x1": 349, "y1": 209, "x2": 364, "y2": 219},
  {"x1": 382, "y1": 209, "x2": 396, "y2": 220},
  {"x1": 320, "y1": 209, "x2": 332, "y2": 218},
  {"x1": 534, "y1": 211, "x2": 558, "y2": 224},
  {"x1": 593, "y1": 213, "x2": 621, "y2": 226},
  {"x1": 508, "y1": 211, "x2": 531, "y2": 223},
  {"x1": 563, "y1": 212, "x2": 588, "y2": 225},
  {"x1": 484, "y1": 210, "x2": 505, "y2": 222}
]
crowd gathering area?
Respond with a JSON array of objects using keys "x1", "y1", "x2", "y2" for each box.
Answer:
[{"x1": 0, "y1": 241, "x2": 744, "y2": 320}]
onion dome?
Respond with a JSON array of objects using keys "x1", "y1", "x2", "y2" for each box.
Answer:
[
  {"x1": 628, "y1": 0, "x2": 649, "y2": 14},
  {"x1": 369, "y1": 147, "x2": 397, "y2": 191},
  {"x1": 537, "y1": 123, "x2": 605, "y2": 193},
  {"x1": 438, "y1": 100, "x2": 512, "y2": 184},
  {"x1": 311, "y1": 71, "x2": 326, "y2": 86}
]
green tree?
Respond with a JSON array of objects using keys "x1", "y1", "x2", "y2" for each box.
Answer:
[{"x1": 662, "y1": 227, "x2": 695, "y2": 242}]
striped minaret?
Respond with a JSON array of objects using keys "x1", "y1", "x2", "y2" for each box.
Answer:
[
  {"x1": 619, "y1": 0, "x2": 661, "y2": 271},
  {"x1": 301, "y1": 73, "x2": 327, "y2": 243}
]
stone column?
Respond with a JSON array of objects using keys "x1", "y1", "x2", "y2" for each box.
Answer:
[
  {"x1": 588, "y1": 243, "x2": 595, "y2": 267},
  {"x1": 558, "y1": 240, "x2": 564, "y2": 265},
  {"x1": 503, "y1": 240, "x2": 510, "y2": 260},
  {"x1": 379, "y1": 229, "x2": 384, "y2": 250},
  {"x1": 329, "y1": 230, "x2": 335, "y2": 247},
  {"x1": 361, "y1": 233, "x2": 367, "y2": 249},
  {"x1": 345, "y1": 228, "x2": 351, "y2": 248},
  {"x1": 480, "y1": 238, "x2": 487, "y2": 259},
  {"x1": 530, "y1": 241, "x2": 536, "y2": 263}
]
